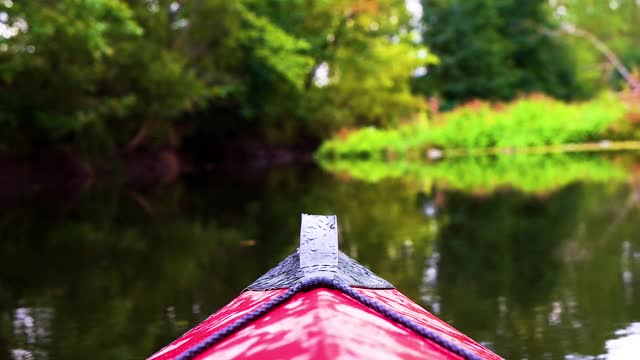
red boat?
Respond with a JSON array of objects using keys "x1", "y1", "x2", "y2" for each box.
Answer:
[{"x1": 149, "y1": 214, "x2": 502, "y2": 360}]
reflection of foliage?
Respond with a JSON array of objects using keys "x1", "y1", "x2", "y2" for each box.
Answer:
[
  {"x1": 310, "y1": 178, "x2": 438, "y2": 298},
  {"x1": 431, "y1": 183, "x2": 640, "y2": 359},
  {"x1": 319, "y1": 154, "x2": 629, "y2": 194},
  {"x1": 1, "y1": 163, "x2": 640, "y2": 360},
  {"x1": 0, "y1": 185, "x2": 273, "y2": 359},
  {"x1": 0, "y1": 166, "x2": 439, "y2": 358},
  {"x1": 433, "y1": 187, "x2": 576, "y2": 356},
  {"x1": 183, "y1": 167, "x2": 439, "y2": 298},
  {"x1": 318, "y1": 94, "x2": 629, "y2": 157},
  {"x1": 437, "y1": 187, "x2": 578, "y2": 308}
]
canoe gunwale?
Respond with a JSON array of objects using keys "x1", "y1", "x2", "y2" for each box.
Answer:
[{"x1": 175, "y1": 276, "x2": 486, "y2": 360}]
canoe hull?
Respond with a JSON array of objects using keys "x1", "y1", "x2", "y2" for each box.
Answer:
[{"x1": 149, "y1": 288, "x2": 500, "y2": 360}]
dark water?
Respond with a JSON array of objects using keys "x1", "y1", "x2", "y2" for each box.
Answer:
[{"x1": 1, "y1": 158, "x2": 640, "y2": 360}]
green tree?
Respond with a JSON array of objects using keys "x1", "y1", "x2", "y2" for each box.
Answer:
[
  {"x1": 295, "y1": 0, "x2": 435, "y2": 132},
  {"x1": 0, "y1": 0, "x2": 207, "y2": 154},
  {"x1": 1, "y1": 0, "x2": 433, "y2": 155},
  {"x1": 188, "y1": 0, "x2": 435, "y2": 143},
  {"x1": 549, "y1": 0, "x2": 640, "y2": 91},
  {"x1": 416, "y1": 0, "x2": 586, "y2": 106}
]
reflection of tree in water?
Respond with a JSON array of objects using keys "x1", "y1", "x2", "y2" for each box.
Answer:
[
  {"x1": 416, "y1": 189, "x2": 445, "y2": 219},
  {"x1": 0, "y1": 166, "x2": 439, "y2": 359},
  {"x1": 0, "y1": 182, "x2": 292, "y2": 360},
  {"x1": 438, "y1": 186, "x2": 579, "y2": 304},
  {"x1": 3, "y1": 164, "x2": 638, "y2": 360},
  {"x1": 310, "y1": 178, "x2": 439, "y2": 300},
  {"x1": 431, "y1": 186, "x2": 580, "y2": 357},
  {"x1": 430, "y1": 183, "x2": 640, "y2": 359}
]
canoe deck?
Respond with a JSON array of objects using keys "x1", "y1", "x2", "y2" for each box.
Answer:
[{"x1": 149, "y1": 287, "x2": 500, "y2": 360}]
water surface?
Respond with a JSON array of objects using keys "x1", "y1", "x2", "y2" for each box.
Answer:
[{"x1": 1, "y1": 155, "x2": 640, "y2": 359}]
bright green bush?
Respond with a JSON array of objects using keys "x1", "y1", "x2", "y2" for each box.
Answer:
[
  {"x1": 317, "y1": 127, "x2": 405, "y2": 157},
  {"x1": 318, "y1": 94, "x2": 629, "y2": 157}
]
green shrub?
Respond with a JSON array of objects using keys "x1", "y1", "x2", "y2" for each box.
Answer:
[{"x1": 318, "y1": 93, "x2": 629, "y2": 157}]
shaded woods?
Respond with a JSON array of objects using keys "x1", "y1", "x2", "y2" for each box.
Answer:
[
  {"x1": 1, "y1": 0, "x2": 640, "y2": 186},
  {"x1": 1, "y1": 1, "x2": 428, "y2": 165}
]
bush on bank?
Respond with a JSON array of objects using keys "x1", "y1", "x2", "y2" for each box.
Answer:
[{"x1": 317, "y1": 93, "x2": 631, "y2": 158}]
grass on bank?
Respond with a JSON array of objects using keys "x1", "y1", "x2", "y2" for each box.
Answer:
[
  {"x1": 317, "y1": 93, "x2": 631, "y2": 158},
  {"x1": 318, "y1": 154, "x2": 629, "y2": 194}
]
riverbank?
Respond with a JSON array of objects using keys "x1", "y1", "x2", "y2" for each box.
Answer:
[
  {"x1": 0, "y1": 137, "x2": 318, "y2": 207},
  {"x1": 317, "y1": 93, "x2": 639, "y2": 159}
]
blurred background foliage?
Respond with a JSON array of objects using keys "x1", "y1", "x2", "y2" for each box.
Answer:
[
  {"x1": 1, "y1": 0, "x2": 638, "y2": 159},
  {"x1": 415, "y1": 0, "x2": 640, "y2": 107},
  {"x1": 0, "y1": 0, "x2": 430, "y2": 155},
  {"x1": 415, "y1": 0, "x2": 586, "y2": 106}
]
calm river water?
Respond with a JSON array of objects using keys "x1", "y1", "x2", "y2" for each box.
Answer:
[{"x1": 1, "y1": 154, "x2": 640, "y2": 359}]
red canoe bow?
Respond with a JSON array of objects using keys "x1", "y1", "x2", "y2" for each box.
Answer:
[{"x1": 149, "y1": 214, "x2": 502, "y2": 360}]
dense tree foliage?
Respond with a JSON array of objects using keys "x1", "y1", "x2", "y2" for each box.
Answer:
[
  {"x1": 0, "y1": 1, "x2": 206, "y2": 152},
  {"x1": 415, "y1": 0, "x2": 588, "y2": 106},
  {"x1": 416, "y1": 0, "x2": 640, "y2": 106},
  {"x1": 0, "y1": 0, "x2": 430, "y2": 153},
  {"x1": 0, "y1": 0, "x2": 638, "y2": 156},
  {"x1": 549, "y1": 0, "x2": 640, "y2": 91}
]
